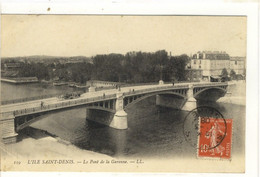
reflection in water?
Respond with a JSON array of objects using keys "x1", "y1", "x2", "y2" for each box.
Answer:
[{"x1": 110, "y1": 129, "x2": 127, "y2": 157}]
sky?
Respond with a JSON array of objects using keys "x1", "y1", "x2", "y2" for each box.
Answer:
[{"x1": 1, "y1": 15, "x2": 247, "y2": 58}]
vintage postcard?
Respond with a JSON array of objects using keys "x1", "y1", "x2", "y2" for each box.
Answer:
[{"x1": 0, "y1": 12, "x2": 252, "y2": 173}]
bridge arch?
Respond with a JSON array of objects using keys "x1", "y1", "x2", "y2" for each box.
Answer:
[
  {"x1": 193, "y1": 87, "x2": 227, "y2": 101},
  {"x1": 14, "y1": 103, "x2": 104, "y2": 132},
  {"x1": 15, "y1": 112, "x2": 51, "y2": 132},
  {"x1": 85, "y1": 106, "x2": 115, "y2": 113},
  {"x1": 124, "y1": 91, "x2": 187, "y2": 109}
]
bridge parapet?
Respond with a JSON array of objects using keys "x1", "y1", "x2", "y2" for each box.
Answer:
[
  {"x1": 123, "y1": 85, "x2": 189, "y2": 97},
  {"x1": 193, "y1": 82, "x2": 228, "y2": 88},
  {"x1": 1, "y1": 94, "x2": 117, "y2": 118}
]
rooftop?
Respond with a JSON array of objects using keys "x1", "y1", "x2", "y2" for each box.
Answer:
[
  {"x1": 197, "y1": 51, "x2": 227, "y2": 54},
  {"x1": 230, "y1": 56, "x2": 246, "y2": 61},
  {"x1": 193, "y1": 51, "x2": 230, "y2": 60}
]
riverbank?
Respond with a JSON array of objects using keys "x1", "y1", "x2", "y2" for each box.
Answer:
[
  {"x1": 1, "y1": 127, "x2": 109, "y2": 159},
  {"x1": 217, "y1": 81, "x2": 246, "y2": 106},
  {"x1": 1, "y1": 77, "x2": 39, "y2": 84}
]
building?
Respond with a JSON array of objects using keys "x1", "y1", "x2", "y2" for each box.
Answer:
[
  {"x1": 185, "y1": 69, "x2": 202, "y2": 82},
  {"x1": 230, "y1": 56, "x2": 246, "y2": 75},
  {"x1": 188, "y1": 51, "x2": 245, "y2": 81}
]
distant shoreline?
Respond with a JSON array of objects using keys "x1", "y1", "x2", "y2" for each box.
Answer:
[{"x1": 1, "y1": 77, "x2": 39, "y2": 84}]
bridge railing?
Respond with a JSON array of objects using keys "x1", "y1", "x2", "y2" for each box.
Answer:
[
  {"x1": 123, "y1": 84, "x2": 189, "y2": 96},
  {"x1": 1, "y1": 94, "x2": 117, "y2": 118},
  {"x1": 94, "y1": 82, "x2": 162, "y2": 91},
  {"x1": 94, "y1": 81, "x2": 201, "y2": 91},
  {"x1": 193, "y1": 82, "x2": 228, "y2": 87}
]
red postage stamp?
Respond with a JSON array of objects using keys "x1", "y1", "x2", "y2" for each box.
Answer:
[{"x1": 198, "y1": 117, "x2": 232, "y2": 159}]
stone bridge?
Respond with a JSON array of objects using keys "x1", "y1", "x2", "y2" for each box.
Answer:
[{"x1": 0, "y1": 82, "x2": 228, "y2": 144}]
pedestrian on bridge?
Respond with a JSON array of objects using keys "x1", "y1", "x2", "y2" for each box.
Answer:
[{"x1": 41, "y1": 101, "x2": 44, "y2": 109}]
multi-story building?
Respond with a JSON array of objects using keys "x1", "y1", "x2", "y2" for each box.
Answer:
[
  {"x1": 230, "y1": 56, "x2": 246, "y2": 75},
  {"x1": 188, "y1": 51, "x2": 245, "y2": 81},
  {"x1": 185, "y1": 69, "x2": 202, "y2": 82}
]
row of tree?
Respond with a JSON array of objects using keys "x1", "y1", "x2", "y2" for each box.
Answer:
[
  {"x1": 12, "y1": 50, "x2": 190, "y2": 84},
  {"x1": 91, "y1": 50, "x2": 189, "y2": 83},
  {"x1": 221, "y1": 68, "x2": 244, "y2": 81}
]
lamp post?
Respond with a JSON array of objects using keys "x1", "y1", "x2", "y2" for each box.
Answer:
[{"x1": 159, "y1": 64, "x2": 164, "y2": 85}]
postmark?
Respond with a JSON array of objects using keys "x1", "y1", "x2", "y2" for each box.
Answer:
[{"x1": 183, "y1": 106, "x2": 232, "y2": 159}]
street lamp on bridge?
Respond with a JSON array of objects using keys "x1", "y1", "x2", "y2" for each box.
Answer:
[{"x1": 159, "y1": 64, "x2": 164, "y2": 85}]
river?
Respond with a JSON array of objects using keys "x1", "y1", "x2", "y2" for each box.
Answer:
[{"x1": 1, "y1": 81, "x2": 245, "y2": 158}]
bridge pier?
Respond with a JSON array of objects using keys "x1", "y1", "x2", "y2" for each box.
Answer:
[
  {"x1": 1, "y1": 114, "x2": 18, "y2": 144},
  {"x1": 86, "y1": 92, "x2": 128, "y2": 130},
  {"x1": 182, "y1": 97, "x2": 197, "y2": 111},
  {"x1": 110, "y1": 110, "x2": 128, "y2": 130},
  {"x1": 110, "y1": 92, "x2": 128, "y2": 129},
  {"x1": 182, "y1": 84, "x2": 197, "y2": 111}
]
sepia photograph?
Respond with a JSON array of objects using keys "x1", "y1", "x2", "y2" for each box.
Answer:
[{"x1": 0, "y1": 14, "x2": 251, "y2": 173}]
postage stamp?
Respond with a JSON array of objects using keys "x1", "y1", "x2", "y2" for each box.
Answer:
[
  {"x1": 183, "y1": 106, "x2": 233, "y2": 159},
  {"x1": 197, "y1": 117, "x2": 233, "y2": 159}
]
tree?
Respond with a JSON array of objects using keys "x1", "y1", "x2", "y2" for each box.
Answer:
[
  {"x1": 165, "y1": 54, "x2": 189, "y2": 81},
  {"x1": 221, "y1": 68, "x2": 229, "y2": 81},
  {"x1": 230, "y1": 69, "x2": 236, "y2": 80},
  {"x1": 8, "y1": 50, "x2": 191, "y2": 84},
  {"x1": 221, "y1": 68, "x2": 228, "y2": 77}
]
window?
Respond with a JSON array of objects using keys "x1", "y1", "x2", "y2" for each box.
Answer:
[
  {"x1": 199, "y1": 60, "x2": 201, "y2": 64},
  {"x1": 235, "y1": 61, "x2": 237, "y2": 65},
  {"x1": 194, "y1": 60, "x2": 196, "y2": 64}
]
